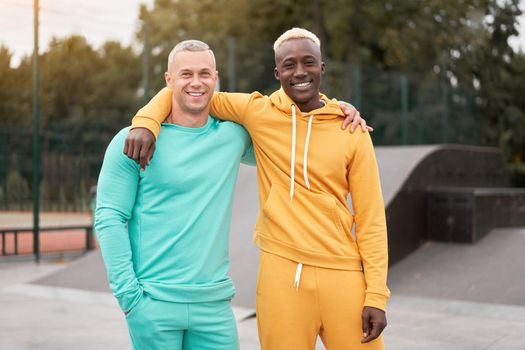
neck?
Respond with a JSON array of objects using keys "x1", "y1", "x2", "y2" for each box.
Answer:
[
  {"x1": 166, "y1": 113, "x2": 209, "y2": 128},
  {"x1": 166, "y1": 99, "x2": 209, "y2": 128},
  {"x1": 296, "y1": 99, "x2": 323, "y2": 113}
]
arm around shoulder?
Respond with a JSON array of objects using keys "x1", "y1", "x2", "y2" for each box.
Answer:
[
  {"x1": 131, "y1": 87, "x2": 173, "y2": 139},
  {"x1": 210, "y1": 91, "x2": 264, "y2": 126}
]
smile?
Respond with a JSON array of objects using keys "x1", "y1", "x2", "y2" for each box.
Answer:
[
  {"x1": 187, "y1": 92, "x2": 205, "y2": 97},
  {"x1": 291, "y1": 81, "x2": 312, "y2": 88}
]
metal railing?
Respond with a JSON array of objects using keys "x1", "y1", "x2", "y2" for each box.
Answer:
[{"x1": 0, "y1": 225, "x2": 95, "y2": 258}]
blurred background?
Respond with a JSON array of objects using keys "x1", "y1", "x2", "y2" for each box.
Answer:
[
  {"x1": 0, "y1": 0, "x2": 524, "y2": 214},
  {"x1": 1, "y1": 1, "x2": 525, "y2": 349}
]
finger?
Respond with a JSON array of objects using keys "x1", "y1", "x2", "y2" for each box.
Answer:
[
  {"x1": 127, "y1": 139, "x2": 138, "y2": 160},
  {"x1": 362, "y1": 322, "x2": 381, "y2": 343},
  {"x1": 123, "y1": 137, "x2": 129, "y2": 155},
  {"x1": 367, "y1": 126, "x2": 374, "y2": 132},
  {"x1": 141, "y1": 144, "x2": 155, "y2": 171},
  {"x1": 125, "y1": 138, "x2": 133, "y2": 158},
  {"x1": 146, "y1": 143, "x2": 156, "y2": 166},
  {"x1": 350, "y1": 112, "x2": 361, "y2": 133},
  {"x1": 341, "y1": 116, "x2": 351, "y2": 130},
  {"x1": 361, "y1": 312, "x2": 371, "y2": 343},
  {"x1": 360, "y1": 119, "x2": 368, "y2": 132},
  {"x1": 139, "y1": 143, "x2": 149, "y2": 170},
  {"x1": 131, "y1": 140, "x2": 142, "y2": 163}
]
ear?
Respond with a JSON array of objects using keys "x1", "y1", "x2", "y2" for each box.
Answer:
[
  {"x1": 321, "y1": 61, "x2": 326, "y2": 75},
  {"x1": 214, "y1": 70, "x2": 219, "y2": 82},
  {"x1": 164, "y1": 71, "x2": 171, "y2": 86},
  {"x1": 274, "y1": 67, "x2": 280, "y2": 81}
]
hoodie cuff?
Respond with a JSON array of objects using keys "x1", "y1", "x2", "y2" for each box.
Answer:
[
  {"x1": 115, "y1": 286, "x2": 144, "y2": 314},
  {"x1": 131, "y1": 116, "x2": 161, "y2": 140},
  {"x1": 364, "y1": 292, "x2": 389, "y2": 312}
]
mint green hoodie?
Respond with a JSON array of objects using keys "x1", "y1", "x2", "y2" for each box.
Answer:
[{"x1": 95, "y1": 117, "x2": 254, "y2": 313}]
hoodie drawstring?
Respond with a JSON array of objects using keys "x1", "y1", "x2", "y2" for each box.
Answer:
[
  {"x1": 290, "y1": 105, "x2": 314, "y2": 200},
  {"x1": 290, "y1": 105, "x2": 297, "y2": 200},
  {"x1": 303, "y1": 115, "x2": 313, "y2": 190},
  {"x1": 294, "y1": 263, "x2": 303, "y2": 291},
  {"x1": 289, "y1": 106, "x2": 312, "y2": 291}
]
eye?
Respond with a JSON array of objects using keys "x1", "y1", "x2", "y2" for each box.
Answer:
[
  {"x1": 200, "y1": 72, "x2": 211, "y2": 78},
  {"x1": 181, "y1": 72, "x2": 192, "y2": 78}
]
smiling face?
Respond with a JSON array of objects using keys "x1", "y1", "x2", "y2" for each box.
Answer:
[
  {"x1": 165, "y1": 49, "x2": 218, "y2": 117},
  {"x1": 274, "y1": 38, "x2": 325, "y2": 112}
]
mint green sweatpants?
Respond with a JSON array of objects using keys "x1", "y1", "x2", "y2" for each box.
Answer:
[{"x1": 125, "y1": 294, "x2": 239, "y2": 350}]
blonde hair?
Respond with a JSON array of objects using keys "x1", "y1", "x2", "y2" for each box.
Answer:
[
  {"x1": 273, "y1": 28, "x2": 321, "y2": 52},
  {"x1": 167, "y1": 40, "x2": 216, "y2": 70}
]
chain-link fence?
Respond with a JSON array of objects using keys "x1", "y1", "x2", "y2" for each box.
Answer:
[
  {"x1": 0, "y1": 63, "x2": 481, "y2": 211},
  {"x1": 0, "y1": 128, "x2": 111, "y2": 212},
  {"x1": 322, "y1": 65, "x2": 480, "y2": 146}
]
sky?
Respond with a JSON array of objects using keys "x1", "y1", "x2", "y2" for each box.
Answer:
[
  {"x1": 0, "y1": 0, "x2": 153, "y2": 66},
  {"x1": 0, "y1": 0, "x2": 524, "y2": 67}
]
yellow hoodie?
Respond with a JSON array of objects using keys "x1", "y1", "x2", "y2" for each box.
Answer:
[{"x1": 132, "y1": 87, "x2": 390, "y2": 311}]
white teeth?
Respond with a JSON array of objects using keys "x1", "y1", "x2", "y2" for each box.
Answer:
[
  {"x1": 294, "y1": 82, "x2": 311, "y2": 87},
  {"x1": 188, "y1": 92, "x2": 204, "y2": 96}
]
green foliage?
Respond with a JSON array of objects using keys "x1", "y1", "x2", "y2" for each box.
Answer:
[
  {"x1": 0, "y1": 0, "x2": 523, "y2": 189},
  {"x1": 5, "y1": 169, "x2": 30, "y2": 208}
]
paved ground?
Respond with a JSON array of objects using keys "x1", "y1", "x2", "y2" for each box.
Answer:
[{"x1": 2, "y1": 227, "x2": 525, "y2": 350}]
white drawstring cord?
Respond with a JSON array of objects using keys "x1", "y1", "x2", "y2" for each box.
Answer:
[
  {"x1": 303, "y1": 115, "x2": 313, "y2": 190},
  {"x1": 294, "y1": 263, "x2": 303, "y2": 291},
  {"x1": 290, "y1": 105, "x2": 297, "y2": 201}
]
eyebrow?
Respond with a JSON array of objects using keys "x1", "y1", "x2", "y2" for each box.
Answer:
[
  {"x1": 178, "y1": 68, "x2": 213, "y2": 74},
  {"x1": 281, "y1": 54, "x2": 318, "y2": 63}
]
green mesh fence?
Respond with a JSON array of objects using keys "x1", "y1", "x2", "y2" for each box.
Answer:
[
  {"x1": 0, "y1": 64, "x2": 481, "y2": 211},
  {"x1": 0, "y1": 128, "x2": 110, "y2": 212},
  {"x1": 322, "y1": 65, "x2": 480, "y2": 146}
]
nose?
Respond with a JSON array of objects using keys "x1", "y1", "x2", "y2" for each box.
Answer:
[
  {"x1": 190, "y1": 74, "x2": 202, "y2": 87},
  {"x1": 294, "y1": 63, "x2": 307, "y2": 77}
]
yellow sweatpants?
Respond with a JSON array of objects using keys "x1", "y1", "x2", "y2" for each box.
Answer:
[{"x1": 256, "y1": 251, "x2": 384, "y2": 350}]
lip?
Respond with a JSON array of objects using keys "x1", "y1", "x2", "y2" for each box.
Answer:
[
  {"x1": 186, "y1": 91, "x2": 205, "y2": 97},
  {"x1": 290, "y1": 80, "x2": 313, "y2": 89}
]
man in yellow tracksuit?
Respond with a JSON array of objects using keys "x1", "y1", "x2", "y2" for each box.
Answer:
[{"x1": 126, "y1": 28, "x2": 389, "y2": 349}]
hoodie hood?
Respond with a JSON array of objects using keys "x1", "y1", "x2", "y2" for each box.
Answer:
[{"x1": 269, "y1": 87, "x2": 345, "y2": 120}]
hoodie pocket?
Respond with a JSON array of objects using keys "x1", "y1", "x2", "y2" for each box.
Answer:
[{"x1": 256, "y1": 183, "x2": 355, "y2": 256}]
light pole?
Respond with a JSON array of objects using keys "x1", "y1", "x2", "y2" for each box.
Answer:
[{"x1": 32, "y1": 0, "x2": 41, "y2": 263}]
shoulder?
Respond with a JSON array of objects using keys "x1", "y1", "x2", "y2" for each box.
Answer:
[
  {"x1": 108, "y1": 127, "x2": 131, "y2": 148},
  {"x1": 346, "y1": 130, "x2": 375, "y2": 160},
  {"x1": 214, "y1": 118, "x2": 249, "y2": 139},
  {"x1": 103, "y1": 127, "x2": 133, "y2": 160}
]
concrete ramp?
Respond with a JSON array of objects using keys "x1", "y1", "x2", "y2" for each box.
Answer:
[{"x1": 376, "y1": 145, "x2": 439, "y2": 205}]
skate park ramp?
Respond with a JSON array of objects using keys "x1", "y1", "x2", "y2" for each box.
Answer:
[{"x1": 33, "y1": 144, "x2": 525, "y2": 309}]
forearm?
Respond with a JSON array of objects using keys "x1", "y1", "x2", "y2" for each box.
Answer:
[
  {"x1": 95, "y1": 214, "x2": 143, "y2": 312},
  {"x1": 131, "y1": 87, "x2": 172, "y2": 139},
  {"x1": 95, "y1": 129, "x2": 142, "y2": 312},
  {"x1": 210, "y1": 91, "x2": 255, "y2": 125}
]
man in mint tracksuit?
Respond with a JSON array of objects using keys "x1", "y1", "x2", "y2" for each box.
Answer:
[{"x1": 95, "y1": 40, "x2": 254, "y2": 349}]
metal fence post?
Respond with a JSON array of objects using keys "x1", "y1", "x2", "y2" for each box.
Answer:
[
  {"x1": 228, "y1": 38, "x2": 236, "y2": 92},
  {"x1": 401, "y1": 75, "x2": 409, "y2": 145},
  {"x1": 32, "y1": 0, "x2": 41, "y2": 263},
  {"x1": 353, "y1": 65, "x2": 361, "y2": 110},
  {"x1": 441, "y1": 82, "x2": 449, "y2": 144},
  {"x1": 142, "y1": 20, "x2": 150, "y2": 104}
]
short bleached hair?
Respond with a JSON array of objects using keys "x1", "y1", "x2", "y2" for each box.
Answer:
[
  {"x1": 273, "y1": 28, "x2": 321, "y2": 52},
  {"x1": 167, "y1": 40, "x2": 216, "y2": 70}
]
